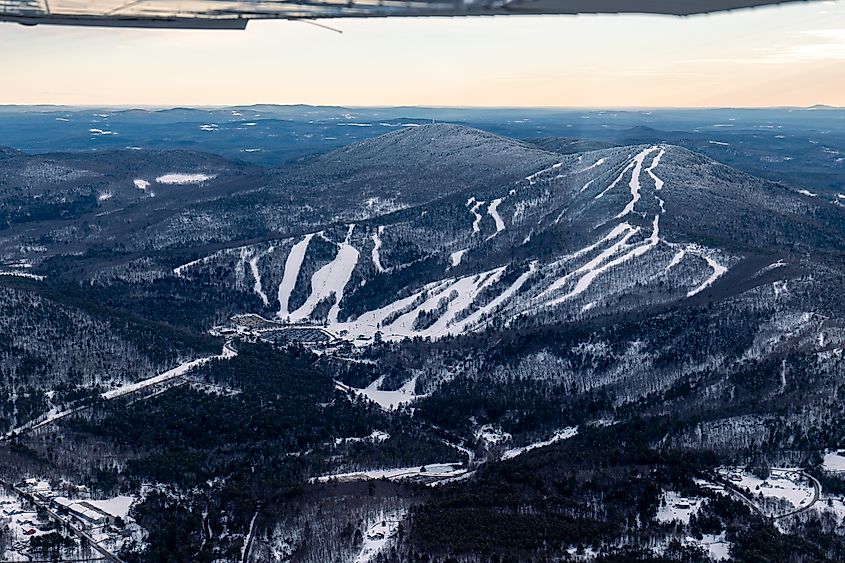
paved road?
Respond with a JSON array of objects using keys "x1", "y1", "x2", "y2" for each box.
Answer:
[{"x1": 716, "y1": 476, "x2": 768, "y2": 518}]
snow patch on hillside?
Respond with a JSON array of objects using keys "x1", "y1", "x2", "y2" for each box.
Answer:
[
  {"x1": 823, "y1": 451, "x2": 845, "y2": 473},
  {"x1": 450, "y1": 249, "x2": 467, "y2": 267}
]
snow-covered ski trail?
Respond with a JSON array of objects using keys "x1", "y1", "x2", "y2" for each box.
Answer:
[
  {"x1": 288, "y1": 224, "x2": 359, "y2": 323},
  {"x1": 485, "y1": 198, "x2": 506, "y2": 240},
  {"x1": 646, "y1": 148, "x2": 666, "y2": 190},
  {"x1": 540, "y1": 223, "x2": 638, "y2": 299},
  {"x1": 277, "y1": 233, "x2": 314, "y2": 318},
  {"x1": 467, "y1": 197, "x2": 485, "y2": 234},
  {"x1": 595, "y1": 160, "x2": 635, "y2": 200},
  {"x1": 371, "y1": 226, "x2": 386, "y2": 272},
  {"x1": 549, "y1": 215, "x2": 661, "y2": 305},
  {"x1": 248, "y1": 247, "x2": 274, "y2": 307},
  {"x1": 687, "y1": 254, "x2": 727, "y2": 297},
  {"x1": 616, "y1": 146, "x2": 660, "y2": 218}
]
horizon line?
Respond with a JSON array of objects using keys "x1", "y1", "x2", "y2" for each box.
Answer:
[{"x1": 0, "y1": 103, "x2": 842, "y2": 111}]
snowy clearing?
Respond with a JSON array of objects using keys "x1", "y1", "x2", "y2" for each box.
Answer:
[
  {"x1": 656, "y1": 491, "x2": 705, "y2": 524},
  {"x1": 335, "y1": 375, "x2": 423, "y2": 410},
  {"x1": 719, "y1": 467, "x2": 815, "y2": 512},
  {"x1": 354, "y1": 512, "x2": 406, "y2": 563},
  {"x1": 475, "y1": 424, "x2": 512, "y2": 446},
  {"x1": 823, "y1": 450, "x2": 845, "y2": 473},
  {"x1": 450, "y1": 249, "x2": 467, "y2": 267},
  {"x1": 335, "y1": 430, "x2": 390, "y2": 445},
  {"x1": 155, "y1": 173, "x2": 214, "y2": 184}
]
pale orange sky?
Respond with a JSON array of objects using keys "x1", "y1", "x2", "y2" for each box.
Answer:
[{"x1": 1, "y1": 1, "x2": 844, "y2": 107}]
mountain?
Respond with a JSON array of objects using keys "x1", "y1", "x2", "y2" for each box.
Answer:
[
  {"x1": 1, "y1": 123, "x2": 844, "y2": 563},
  {"x1": 172, "y1": 135, "x2": 844, "y2": 342}
]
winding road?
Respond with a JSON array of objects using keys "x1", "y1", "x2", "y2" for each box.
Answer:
[{"x1": 714, "y1": 470, "x2": 821, "y2": 520}]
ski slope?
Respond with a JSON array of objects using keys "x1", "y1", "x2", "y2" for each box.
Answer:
[
  {"x1": 248, "y1": 247, "x2": 273, "y2": 306},
  {"x1": 485, "y1": 198, "x2": 506, "y2": 240},
  {"x1": 616, "y1": 146, "x2": 659, "y2": 218},
  {"x1": 277, "y1": 233, "x2": 314, "y2": 317},
  {"x1": 336, "y1": 375, "x2": 423, "y2": 410},
  {"x1": 501, "y1": 427, "x2": 578, "y2": 460},
  {"x1": 467, "y1": 198, "x2": 485, "y2": 234},
  {"x1": 371, "y1": 226, "x2": 386, "y2": 272},
  {"x1": 102, "y1": 341, "x2": 237, "y2": 400},
  {"x1": 288, "y1": 225, "x2": 359, "y2": 324},
  {"x1": 687, "y1": 254, "x2": 728, "y2": 297}
]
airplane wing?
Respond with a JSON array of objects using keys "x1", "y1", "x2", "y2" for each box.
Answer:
[{"x1": 0, "y1": 0, "x2": 824, "y2": 29}]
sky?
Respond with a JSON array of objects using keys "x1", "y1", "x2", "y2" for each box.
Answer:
[{"x1": 1, "y1": 0, "x2": 845, "y2": 107}]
